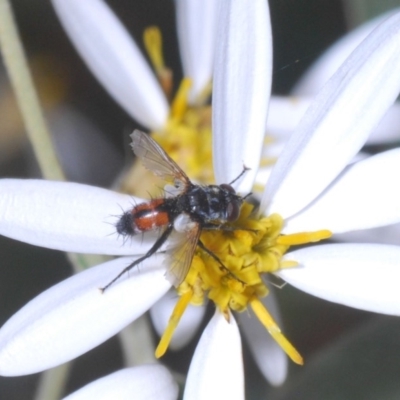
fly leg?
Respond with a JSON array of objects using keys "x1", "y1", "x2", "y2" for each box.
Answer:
[
  {"x1": 100, "y1": 224, "x2": 174, "y2": 292},
  {"x1": 197, "y1": 239, "x2": 245, "y2": 285}
]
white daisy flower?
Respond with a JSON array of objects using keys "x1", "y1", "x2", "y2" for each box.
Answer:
[{"x1": 1, "y1": 2, "x2": 400, "y2": 399}]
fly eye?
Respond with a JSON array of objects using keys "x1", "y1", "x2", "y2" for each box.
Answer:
[
  {"x1": 226, "y1": 202, "x2": 240, "y2": 221},
  {"x1": 220, "y1": 183, "x2": 236, "y2": 193}
]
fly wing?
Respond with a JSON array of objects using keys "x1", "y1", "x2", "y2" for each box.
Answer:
[
  {"x1": 130, "y1": 129, "x2": 191, "y2": 190},
  {"x1": 164, "y1": 222, "x2": 201, "y2": 287}
]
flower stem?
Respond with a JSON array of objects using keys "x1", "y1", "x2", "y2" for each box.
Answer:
[
  {"x1": 0, "y1": 0, "x2": 65, "y2": 180},
  {"x1": 34, "y1": 363, "x2": 71, "y2": 400}
]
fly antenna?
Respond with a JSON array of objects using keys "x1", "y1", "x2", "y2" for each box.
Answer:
[
  {"x1": 243, "y1": 192, "x2": 252, "y2": 201},
  {"x1": 228, "y1": 165, "x2": 251, "y2": 186}
]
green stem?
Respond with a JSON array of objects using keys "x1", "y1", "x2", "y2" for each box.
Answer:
[{"x1": 0, "y1": 0, "x2": 65, "y2": 180}]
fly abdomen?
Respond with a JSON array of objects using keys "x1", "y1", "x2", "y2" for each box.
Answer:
[
  {"x1": 134, "y1": 204, "x2": 169, "y2": 232},
  {"x1": 116, "y1": 199, "x2": 170, "y2": 235}
]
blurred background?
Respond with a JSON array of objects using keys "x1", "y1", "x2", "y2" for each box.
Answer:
[{"x1": 1, "y1": 0, "x2": 400, "y2": 399}]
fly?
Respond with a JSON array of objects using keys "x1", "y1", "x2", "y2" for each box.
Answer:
[{"x1": 101, "y1": 129, "x2": 250, "y2": 291}]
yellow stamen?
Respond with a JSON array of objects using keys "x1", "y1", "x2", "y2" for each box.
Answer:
[
  {"x1": 155, "y1": 289, "x2": 193, "y2": 358},
  {"x1": 277, "y1": 229, "x2": 332, "y2": 245},
  {"x1": 250, "y1": 296, "x2": 304, "y2": 365},
  {"x1": 143, "y1": 26, "x2": 172, "y2": 98},
  {"x1": 170, "y1": 78, "x2": 192, "y2": 121}
]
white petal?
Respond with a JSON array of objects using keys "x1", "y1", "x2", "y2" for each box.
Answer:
[
  {"x1": 278, "y1": 243, "x2": 400, "y2": 315},
  {"x1": 238, "y1": 290, "x2": 288, "y2": 386},
  {"x1": 284, "y1": 149, "x2": 400, "y2": 234},
  {"x1": 292, "y1": 10, "x2": 398, "y2": 95},
  {"x1": 150, "y1": 291, "x2": 206, "y2": 350},
  {"x1": 261, "y1": 11, "x2": 400, "y2": 218},
  {"x1": 0, "y1": 179, "x2": 152, "y2": 255},
  {"x1": 63, "y1": 365, "x2": 178, "y2": 400},
  {"x1": 266, "y1": 95, "x2": 310, "y2": 138},
  {"x1": 175, "y1": 0, "x2": 218, "y2": 103},
  {"x1": 184, "y1": 310, "x2": 244, "y2": 400},
  {"x1": 212, "y1": 0, "x2": 272, "y2": 192},
  {"x1": 0, "y1": 256, "x2": 171, "y2": 376},
  {"x1": 368, "y1": 101, "x2": 400, "y2": 144},
  {"x1": 335, "y1": 222, "x2": 400, "y2": 245},
  {"x1": 52, "y1": 0, "x2": 168, "y2": 130}
]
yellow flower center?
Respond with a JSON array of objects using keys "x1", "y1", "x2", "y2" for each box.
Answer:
[{"x1": 155, "y1": 203, "x2": 332, "y2": 365}]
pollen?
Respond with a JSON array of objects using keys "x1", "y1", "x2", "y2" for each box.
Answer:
[{"x1": 156, "y1": 203, "x2": 332, "y2": 364}]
